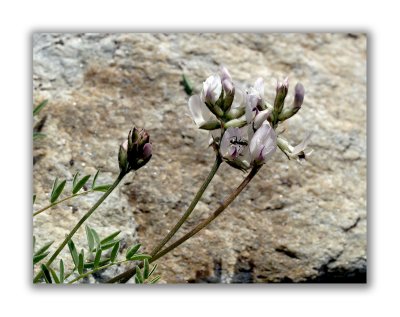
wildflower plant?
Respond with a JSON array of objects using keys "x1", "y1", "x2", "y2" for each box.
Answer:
[{"x1": 33, "y1": 66, "x2": 311, "y2": 284}]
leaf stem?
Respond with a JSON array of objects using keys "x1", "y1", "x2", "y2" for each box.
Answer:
[
  {"x1": 108, "y1": 165, "x2": 261, "y2": 283},
  {"x1": 33, "y1": 172, "x2": 126, "y2": 283},
  {"x1": 33, "y1": 190, "x2": 93, "y2": 217}
]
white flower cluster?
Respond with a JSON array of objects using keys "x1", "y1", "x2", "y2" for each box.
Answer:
[{"x1": 188, "y1": 66, "x2": 310, "y2": 170}]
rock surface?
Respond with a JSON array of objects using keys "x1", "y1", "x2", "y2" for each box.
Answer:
[{"x1": 33, "y1": 33, "x2": 367, "y2": 283}]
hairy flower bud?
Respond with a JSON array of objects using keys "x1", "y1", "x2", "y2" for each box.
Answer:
[
  {"x1": 120, "y1": 127, "x2": 152, "y2": 173},
  {"x1": 277, "y1": 83, "x2": 305, "y2": 122},
  {"x1": 274, "y1": 77, "x2": 289, "y2": 115}
]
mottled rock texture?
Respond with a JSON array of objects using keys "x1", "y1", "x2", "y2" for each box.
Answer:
[{"x1": 33, "y1": 33, "x2": 367, "y2": 283}]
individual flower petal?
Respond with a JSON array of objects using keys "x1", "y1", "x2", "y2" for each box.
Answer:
[
  {"x1": 250, "y1": 121, "x2": 277, "y2": 165},
  {"x1": 188, "y1": 94, "x2": 213, "y2": 127},
  {"x1": 200, "y1": 74, "x2": 222, "y2": 104},
  {"x1": 220, "y1": 127, "x2": 250, "y2": 170}
]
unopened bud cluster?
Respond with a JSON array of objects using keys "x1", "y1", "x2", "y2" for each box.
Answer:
[
  {"x1": 118, "y1": 127, "x2": 152, "y2": 174},
  {"x1": 188, "y1": 66, "x2": 311, "y2": 168}
]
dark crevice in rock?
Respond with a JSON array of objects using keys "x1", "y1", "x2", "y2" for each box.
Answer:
[
  {"x1": 343, "y1": 216, "x2": 361, "y2": 232},
  {"x1": 303, "y1": 266, "x2": 367, "y2": 283},
  {"x1": 231, "y1": 257, "x2": 255, "y2": 283},
  {"x1": 275, "y1": 246, "x2": 300, "y2": 259}
]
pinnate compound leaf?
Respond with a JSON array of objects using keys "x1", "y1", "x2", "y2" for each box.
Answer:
[
  {"x1": 126, "y1": 244, "x2": 141, "y2": 260},
  {"x1": 72, "y1": 175, "x2": 91, "y2": 194},
  {"x1": 50, "y1": 179, "x2": 66, "y2": 203}
]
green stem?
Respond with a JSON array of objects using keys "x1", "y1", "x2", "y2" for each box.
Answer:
[
  {"x1": 150, "y1": 155, "x2": 221, "y2": 257},
  {"x1": 107, "y1": 156, "x2": 222, "y2": 283},
  {"x1": 150, "y1": 165, "x2": 261, "y2": 264},
  {"x1": 33, "y1": 172, "x2": 126, "y2": 283},
  {"x1": 108, "y1": 164, "x2": 261, "y2": 283},
  {"x1": 33, "y1": 190, "x2": 93, "y2": 217}
]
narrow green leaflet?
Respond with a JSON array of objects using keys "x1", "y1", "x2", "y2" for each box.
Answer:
[
  {"x1": 50, "y1": 179, "x2": 66, "y2": 203},
  {"x1": 143, "y1": 258, "x2": 149, "y2": 279},
  {"x1": 68, "y1": 239, "x2": 79, "y2": 268},
  {"x1": 180, "y1": 74, "x2": 193, "y2": 96},
  {"x1": 90, "y1": 228, "x2": 101, "y2": 248},
  {"x1": 72, "y1": 175, "x2": 91, "y2": 194},
  {"x1": 127, "y1": 254, "x2": 151, "y2": 261},
  {"x1": 148, "y1": 263, "x2": 158, "y2": 278},
  {"x1": 33, "y1": 236, "x2": 36, "y2": 250},
  {"x1": 50, "y1": 177, "x2": 58, "y2": 202},
  {"x1": 126, "y1": 244, "x2": 141, "y2": 260},
  {"x1": 72, "y1": 172, "x2": 79, "y2": 189},
  {"x1": 149, "y1": 275, "x2": 161, "y2": 284},
  {"x1": 92, "y1": 170, "x2": 100, "y2": 188},
  {"x1": 110, "y1": 241, "x2": 120, "y2": 263},
  {"x1": 100, "y1": 230, "x2": 121, "y2": 245},
  {"x1": 92, "y1": 184, "x2": 112, "y2": 192},
  {"x1": 59, "y1": 259, "x2": 64, "y2": 283},
  {"x1": 34, "y1": 241, "x2": 54, "y2": 257},
  {"x1": 85, "y1": 225, "x2": 95, "y2": 251},
  {"x1": 33, "y1": 251, "x2": 50, "y2": 265},
  {"x1": 78, "y1": 250, "x2": 84, "y2": 274},
  {"x1": 41, "y1": 264, "x2": 52, "y2": 284},
  {"x1": 94, "y1": 249, "x2": 102, "y2": 269},
  {"x1": 135, "y1": 266, "x2": 143, "y2": 284},
  {"x1": 33, "y1": 99, "x2": 48, "y2": 116},
  {"x1": 49, "y1": 267, "x2": 60, "y2": 284},
  {"x1": 101, "y1": 239, "x2": 121, "y2": 251},
  {"x1": 33, "y1": 194, "x2": 36, "y2": 205}
]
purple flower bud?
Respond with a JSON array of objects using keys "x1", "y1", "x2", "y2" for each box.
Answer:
[
  {"x1": 293, "y1": 83, "x2": 305, "y2": 109},
  {"x1": 274, "y1": 77, "x2": 289, "y2": 114},
  {"x1": 122, "y1": 127, "x2": 153, "y2": 173},
  {"x1": 200, "y1": 75, "x2": 222, "y2": 105}
]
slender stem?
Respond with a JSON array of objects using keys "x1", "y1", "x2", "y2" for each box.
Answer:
[
  {"x1": 33, "y1": 190, "x2": 93, "y2": 217},
  {"x1": 33, "y1": 172, "x2": 126, "y2": 283},
  {"x1": 107, "y1": 156, "x2": 222, "y2": 283},
  {"x1": 150, "y1": 165, "x2": 261, "y2": 263},
  {"x1": 108, "y1": 165, "x2": 261, "y2": 283},
  {"x1": 150, "y1": 155, "x2": 221, "y2": 257}
]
